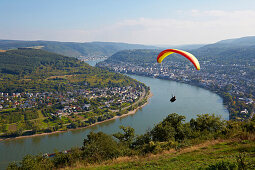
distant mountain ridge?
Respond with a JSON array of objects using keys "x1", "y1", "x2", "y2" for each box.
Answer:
[
  {"x1": 191, "y1": 36, "x2": 255, "y2": 61},
  {"x1": 157, "y1": 44, "x2": 206, "y2": 50},
  {"x1": 100, "y1": 36, "x2": 255, "y2": 65},
  {"x1": 217, "y1": 36, "x2": 255, "y2": 46},
  {"x1": 1, "y1": 36, "x2": 255, "y2": 60},
  {"x1": 0, "y1": 40, "x2": 157, "y2": 58}
]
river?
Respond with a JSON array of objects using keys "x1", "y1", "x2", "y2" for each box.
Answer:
[{"x1": 0, "y1": 60, "x2": 228, "y2": 169}]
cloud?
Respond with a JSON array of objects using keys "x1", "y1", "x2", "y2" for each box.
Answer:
[
  {"x1": 64, "y1": 10, "x2": 255, "y2": 44},
  {"x1": 1, "y1": 10, "x2": 255, "y2": 45},
  {"x1": 79, "y1": 10, "x2": 255, "y2": 45}
]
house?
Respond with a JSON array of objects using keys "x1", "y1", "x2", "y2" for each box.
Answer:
[
  {"x1": 245, "y1": 98, "x2": 253, "y2": 104},
  {"x1": 240, "y1": 109, "x2": 248, "y2": 114},
  {"x1": 56, "y1": 110, "x2": 63, "y2": 117},
  {"x1": 63, "y1": 106, "x2": 70, "y2": 111},
  {"x1": 83, "y1": 104, "x2": 91, "y2": 111}
]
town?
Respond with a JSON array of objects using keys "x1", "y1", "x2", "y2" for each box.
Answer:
[
  {"x1": 78, "y1": 55, "x2": 108, "y2": 61},
  {"x1": 0, "y1": 83, "x2": 150, "y2": 138},
  {"x1": 0, "y1": 85, "x2": 143, "y2": 115}
]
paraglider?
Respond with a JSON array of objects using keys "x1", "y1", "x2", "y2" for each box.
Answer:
[
  {"x1": 170, "y1": 95, "x2": 176, "y2": 103},
  {"x1": 157, "y1": 49, "x2": 200, "y2": 70},
  {"x1": 157, "y1": 49, "x2": 200, "y2": 102}
]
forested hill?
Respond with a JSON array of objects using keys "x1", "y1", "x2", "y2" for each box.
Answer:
[
  {"x1": 191, "y1": 36, "x2": 255, "y2": 64},
  {"x1": 101, "y1": 36, "x2": 255, "y2": 65},
  {"x1": 0, "y1": 48, "x2": 78, "y2": 75},
  {"x1": 0, "y1": 40, "x2": 157, "y2": 58},
  {"x1": 0, "y1": 49, "x2": 143, "y2": 93}
]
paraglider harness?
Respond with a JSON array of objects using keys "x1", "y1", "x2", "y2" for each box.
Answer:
[{"x1": 170, "y1": 95, "x2": 176, "y2": 103}]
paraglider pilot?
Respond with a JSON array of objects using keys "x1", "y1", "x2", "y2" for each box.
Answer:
[{"x1": 170, "y1": 96, "x2": 176, "y2": 103}]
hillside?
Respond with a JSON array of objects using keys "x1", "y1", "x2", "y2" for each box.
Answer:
[
  {"x1": 0, "y1": 40, "x2": 157, "y2": 58},
  {"x1": 202, "y1": 36, "x2": 255, "y2": 48},
  {"x1": 192, "y1": 36, "x2": 255, "y2": 64},
  {"x1": 0, "y1": 49, "x2": 149, "y2": 139},
  {"x1": 157, "y1": 44, "x2": 206, "y2": 50},
  {"x1": 0, "y1": 48, "x2": 144, "y2": 93},
  {"x1": 75, "y1": 139, "x2": 255, "y2": 169}
]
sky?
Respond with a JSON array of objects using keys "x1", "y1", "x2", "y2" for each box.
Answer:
[{"x1": 1, "y1": 0, "x2": 255, "y2": 45}]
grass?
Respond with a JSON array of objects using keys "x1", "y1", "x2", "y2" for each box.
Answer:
[
  {"x1": 66, "y1": 139, "x2": 255, "y2": 170},
  {"x1": 0, "y1": 108, "x2": 16, "y2": 112}
]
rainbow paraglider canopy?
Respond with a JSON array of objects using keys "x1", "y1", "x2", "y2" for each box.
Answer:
[{"x1": 157, "y1": 49, "x2": 200, "y2": 70}]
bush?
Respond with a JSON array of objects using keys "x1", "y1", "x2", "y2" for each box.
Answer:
[
  {"x1": 82, "y1": 132, "x2": 121, "y2": 163},
  {"x1": 113, "y1": 126, "x2": 135, "y2": 147},
  {"x1": 132, "y1": 132, "x2": 151, "y2": 149},
  {"x1": 7, "y1": 155, "x2": 54, "y2": 170},
  {"x1": 190, "y1": 114, "x2": 225, "y2": 133},
  {"x1": 204, "y1": 161, "x2": 237, "y2": 170},
  {"x1": 151, "y1": 113, "x2": 186, "y2": 142}
]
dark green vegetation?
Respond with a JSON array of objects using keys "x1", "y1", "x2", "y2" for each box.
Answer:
[
  {"x1": 98, "y1": 36, "x2": 255, "y2": 121},
  {"x1": 0, "y1": 49, "x2": 138, "y2": 93},
  {"x1": 0, "y1": 40, "x2": 156, "y2": 58},
  {"x1": 0, "y1": 49, "x2": 149, "y2": 138},
  {"x1": 8, "y1": 113, "x2": 255, "y2": 169}
]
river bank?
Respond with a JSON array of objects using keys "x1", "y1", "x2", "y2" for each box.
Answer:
[{"x1": 0, "y1": 91, "x2": 152, "y2": 142}]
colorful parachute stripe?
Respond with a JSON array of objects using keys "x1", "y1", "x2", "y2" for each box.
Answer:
[{"x1": 157, "y1": 49, "x2": 200, "y2": 70}]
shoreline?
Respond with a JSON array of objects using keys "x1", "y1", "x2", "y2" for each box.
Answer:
[{"x1": 0, "y1": 91, "x2": 153, "y2": 142}]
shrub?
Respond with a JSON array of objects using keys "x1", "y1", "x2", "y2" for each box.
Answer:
[
  {"x1": 151, "y1": 113, "x2": 186, "y2": 142},
  {"x1": 204, "y1": 161, "x2": 237, "y2": 170},
  {"x1": 7, "y1": 155, "x2": 54, "y2": 170},
  {"x1": 82, "y1": 132, "x2": 121, "y2": 163}
]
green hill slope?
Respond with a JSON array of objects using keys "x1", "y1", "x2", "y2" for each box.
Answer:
[
  {"x1": 0, "y1": 49, "x2": 142, "y2": 93},
  {"x1": 79, "y1": 140, "x2": 255, "y2": 170}
]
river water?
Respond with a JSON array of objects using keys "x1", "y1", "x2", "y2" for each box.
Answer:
[{"x1": 0, "y1": 60, "x2": 228, "y2": 169}]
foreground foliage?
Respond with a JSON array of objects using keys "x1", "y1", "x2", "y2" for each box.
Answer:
[{"x1": 8, "y1": 113, "x2": 255, "y2": 169}]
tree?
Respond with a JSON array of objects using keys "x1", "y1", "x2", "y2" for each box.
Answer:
[
  {"x1": 82, "y1": 132, "x2": 120, "y2": 162},
  {"x1": 190, "y1": 114, "x2": 225, "y2": 133},
  {"x1": 0, "y1": 124, "x2": 8, "y2": 133},
  {"x1": 113, "y1": 126, "x2": 135, "y2": 147},
  {"x1": 151, "y1": 113, "x2": 186, "y2": 142}
]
